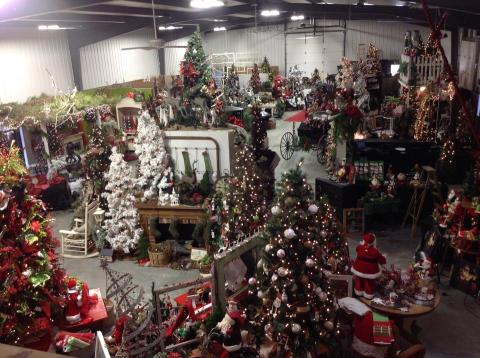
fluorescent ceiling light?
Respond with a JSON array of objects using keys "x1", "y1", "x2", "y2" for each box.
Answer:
[
  {"x1": 291, "y1": 14, "x2": 305, "y2": 21},
  {"x1": 261, "y1": 9, "x2": 280, "y2": 17},
  {"x1": 295, "y1": 36, "x2": 317, "y2": 40},
  {"x1": 38, "y1": 24, "x2": 62, "y2": 31},
  {"x1": 158, "y1": 25, "x2": 183, "y2": 31},
  {"x1": 214, "y1": 26, "x2": 226, "y2": 32},
  {"x1": 0, "y1": 0, "x2": 10, "y2": 7},
  {"x1": 190, "y1": 0, "x2": 224, "y2": 9},
  {"x1": 213, "y1": 19, "x2": 227, "y2": 22}
]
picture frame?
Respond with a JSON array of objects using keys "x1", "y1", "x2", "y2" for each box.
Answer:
[
  {"x1": 329, "y1": 274, "x2": 354, "y2": 299},
  {"x1": 449, "y1": 259, "x2": 480, "y2": 296}
]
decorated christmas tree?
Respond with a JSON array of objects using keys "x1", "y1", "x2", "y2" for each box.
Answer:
[
  {"x1": 84, "y1": 125, "x2": 112, "y2": 197},
  {"x1": 0, "y1": 144, "x2": 66, "y2": 345},
  {"x1": 249, "y1": 64, "x2": 262, "y2": 94},
  {"x1": 102, "y1": 147, "x2": 143, "y2": 253},
  {"x1": 180, "y1": 31, "x2": 212, "y2": 100},
  {"x1": 218, "y1": 144, "x2": 268, "y2": 248},
  {"x1": 224, "y1": 64, "x2": 241, "y2": 104},
  {"x1": 248, "y1": 164, "x2": 340, "y2": 356},
  {"x1": 134, "y1": 111, "x2": 170, "y2": 202}
]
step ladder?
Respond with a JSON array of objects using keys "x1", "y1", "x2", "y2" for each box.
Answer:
[{"x1": 402, "y1": 166, "x2": 443, "y2": 236}]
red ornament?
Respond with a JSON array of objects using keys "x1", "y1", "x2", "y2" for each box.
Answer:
[
  {"x1": 344, "y1": 104, "x2": 363, "y2": 120},
  {"x1": 127, "y1": 92, "x2": 135, "y2": 99}
]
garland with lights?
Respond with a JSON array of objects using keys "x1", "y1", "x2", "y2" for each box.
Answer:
[
  {"x1": 413, "y1": 86, "x2": 438, "y2": 142},
  {"x1": 247, "y1": 164, "x2": 349, "y2": 355},
  {"x1": 0, "y1": 144, "x2": 66, "y2": 345},
  {"x1": 102, "y1": 147, "x2": 143, "y2": 253}
]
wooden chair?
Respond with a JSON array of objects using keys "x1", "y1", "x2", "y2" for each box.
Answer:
[{"x1": 60, "y1": 200, "x2": 99, "y2": 258}]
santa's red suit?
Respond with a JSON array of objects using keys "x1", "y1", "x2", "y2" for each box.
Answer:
[
  {"x1": 65, "y1": 279, "x2": 82, "y2": 324},
  {"x1": 351, "y1": 233, "x2": 386, "y2": 299}
]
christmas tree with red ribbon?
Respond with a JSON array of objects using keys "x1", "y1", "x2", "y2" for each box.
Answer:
[{"x1": 0, "y1": 144, "x2": 66, "y2": 345}]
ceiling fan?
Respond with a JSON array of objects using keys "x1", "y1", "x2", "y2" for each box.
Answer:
[{"x1": 121, "y1": 0, "x2": 187, "y2": 51}]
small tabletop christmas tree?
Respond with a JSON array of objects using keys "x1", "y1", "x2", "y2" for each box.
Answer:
[
  {"x1": 134, "y1": 111, "x2": 170, "y2": 202},
  {"x1": 249, "y1": 63, "x2": 261, "y2": 94},
  {"x1": 0, "y1": 144, "x2": 66, "y2": 345},
  {"x1": 249, "y1": 164, "x2": 341, "y2": 355},
  {"x1": 102, "y1": 147, "x2": 143, "y2": 253}
]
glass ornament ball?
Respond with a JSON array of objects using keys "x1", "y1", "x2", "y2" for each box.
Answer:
[
  {"x1": 277, "y1": 267, "x2": 288, "y2": 277},
  {"x1": 308, "y1": 204, "x2": 319, "y2": 214},
  {"x1": 305, "y1": 258, "x2": 315, "y2": 268},
  {"x1": 271, "y1": 205, "x2": 282, "y2": 216},
  {"x1": 248, "y1": 277, "x2": 257, "y2": 285},
  {"x1": 271, "y1": 274, "x2": 278, "y2": 282},
  {"x1": 324, "y1": 320, "x2": 334, "y2": 332},
  {"x1": 320, "y1": 230, "x2": 328, "y2": 238},
  {"x1": 257, "y1": 290, "x2": 265, "y2": 299},
  {"x1": 265, "y1": 244, "x2": 273, "y2": 252},
  {"x1": 291, "y1": 323, "x2": 301, "y2": 334},
  {"x1": 284, "y1": 228, "x2": 296, "y2": 240},
  {"x1": 277, "y1": 249, "x2": 286, "y2": 258}
]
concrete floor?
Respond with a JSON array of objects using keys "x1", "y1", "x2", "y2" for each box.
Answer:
[{"x1": 51, "y1": 112, "x2": 480, "y2": 358}]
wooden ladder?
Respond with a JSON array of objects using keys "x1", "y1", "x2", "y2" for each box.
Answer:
[{"x1": 402, "y1": 166, "x2": 442, "y2": 236}]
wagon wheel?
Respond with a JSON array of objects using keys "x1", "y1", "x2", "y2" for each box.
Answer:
[
  {"x1": 316, "y1": 134, "x2": 327, "y2": 164},
  {"x1": 280, "y1": 132, "x2": 295, "y2": 160}
]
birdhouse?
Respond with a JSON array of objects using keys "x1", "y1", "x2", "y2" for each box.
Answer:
[{"x1": 170, "y1": 188, "x2": 179, "y2": 206}]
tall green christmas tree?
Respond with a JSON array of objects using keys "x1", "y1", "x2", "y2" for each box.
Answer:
[
  {"x1": 0, "y1": 144, "x2": 66, "y2": 345},
  {"x1": 224, "y1": 64, "x2": 241, "y2": 104},
  {"x1": 180, "y1": 31, "x2": 212, "y2": 99},
  {"x1": 248, "y1": 164, "x2": 343, "y2": 356},
  {"x1": 249, "y1": 63, "x2": 261, "y2": 94},
  {"x1": 218, "y1": 144, "x2": 268, "y2": 248}
]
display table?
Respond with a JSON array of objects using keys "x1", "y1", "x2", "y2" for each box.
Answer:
[
  {"x1": 359, "y1": 289, "x2": 440, "y2": 335},
  {"x1": 315, "y1": 178, "x2": 357, "y2": 221},
  {"x1": 136, "y1": 201, "x2": 205, "y2": 245}
]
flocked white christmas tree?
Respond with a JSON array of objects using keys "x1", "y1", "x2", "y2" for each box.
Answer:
[
  {"x1": 102, "y1": 147, "x2": 143, "y2": 253},
  {"x1": 135, "y1": 111, "x2": 171, "y2": 202}
]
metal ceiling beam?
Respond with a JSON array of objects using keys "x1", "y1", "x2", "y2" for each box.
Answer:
[
  {"x1": 407, "y1": 0, "x2": 480, "y2": 15},
  {"x1": 0, "y1": 0, "x2": 109, "y2": 22}
]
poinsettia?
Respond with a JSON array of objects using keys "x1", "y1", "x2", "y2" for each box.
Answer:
[
  {"x1": 345, "y1": 104, "x2": 363, "y2": 120},
  {"x1": 30, "y1": 220, "x2": 41, "y2": 234}
]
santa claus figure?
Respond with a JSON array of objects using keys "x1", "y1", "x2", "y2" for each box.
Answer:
[
  {"x1": 65, "y1": 278, "x2": 95, "y2": 325},
  {"x1": 216, "y1": 310, "x2": 245, "y2": 358},
  {"x1": 351, "y1": 233, "x2": 386, "y2": 299}
]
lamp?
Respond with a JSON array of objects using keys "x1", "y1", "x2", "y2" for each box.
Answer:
[
  {"x1": 93, "y1": 208, "x2": 105, "y2": 224},
  {"x1": 190, "y1": 0, "x2": 224, "y2": 9}
]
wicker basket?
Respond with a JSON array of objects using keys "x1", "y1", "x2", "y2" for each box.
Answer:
[{"x1": 148, "y1": 242, "x2": 173, "y2": 266}]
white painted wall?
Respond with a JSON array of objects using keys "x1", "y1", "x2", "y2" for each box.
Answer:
[
  {"x1": 0, "y1": 28, "x2": 74, "y2": 103},
  {"x1": 79, "y1": 27, "x2": 160, "y2": 89}
]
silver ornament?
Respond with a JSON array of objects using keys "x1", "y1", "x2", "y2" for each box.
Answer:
[
  {"x1": 271, "y1": 205, "x2": 282, "y2": 216},
  {"x1": 308, "y1": 204, "x2": 318, "y2": 214},
  {"x1": 276, "y1": 249, "x2": 286, "y2": 258},
  {"x1": 257, "y1": 290, "x2": 265, "y2": 299},
  {"x1": 277, "y1": 267, "x2": 288, "y2": 277},
  {"x1": 265, "y1": 244, "x2": 273, "y2": 252},
  {"x1": 271, "y1": 274, "x2": 278, "y2": 282},
  {"x1": 248, "y1": 277, "x2": 257, "y2": 285},
  {"x1": 284, "y1": 228, "x2": 296, "y2": 239},
  {"x1": 305, "y1": 258, "x2": 315, "y2": 268},
  {"x1": 291, "y1": 323, "x2": 301, "y2": 334},
  {"x1": 281, "y1": 290, "x2": 288, "y2": 302}
]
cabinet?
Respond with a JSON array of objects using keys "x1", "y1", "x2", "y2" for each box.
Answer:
[{"x1": 315, "y1": 178, "x2": 358, "y2": 221}]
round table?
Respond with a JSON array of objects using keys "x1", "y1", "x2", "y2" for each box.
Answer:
[{"x1": 359, "y1": 290, "x2": 441, "y2": 337}]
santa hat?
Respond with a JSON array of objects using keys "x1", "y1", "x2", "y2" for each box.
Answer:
[
  {"x1": 362, "y1": 233, "x2": 376, "y2": 246},
  {"x1": 67, "y1": 278, "x2": 78, "y2": 293}
]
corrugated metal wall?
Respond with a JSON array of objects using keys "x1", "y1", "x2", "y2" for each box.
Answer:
[
  {"x1": 164, "y1": 25, "x2": 286, "y2": 76},
  {"x1": 0, "y1": 28, "x2": 74, "y2": 103},
  {"x1": 79, "y1": 27, "x2": 160, "y2": 89},
  {"x1": 164, "y1": 37, "x2": 189, "y2": 76},
  {"x1": 164, "y1": 21, "x2": 451, "y2": 80}
]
